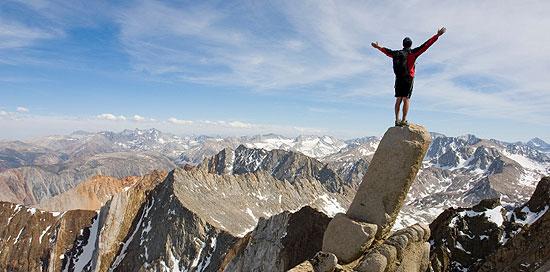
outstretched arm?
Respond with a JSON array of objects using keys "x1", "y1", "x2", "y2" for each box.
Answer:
[
  {"x1": 371, "y1": 42, "x2": 394, "y2": 58},
  {"x1": 411, "y1": 27, "x2": 446, "y2": 57}
]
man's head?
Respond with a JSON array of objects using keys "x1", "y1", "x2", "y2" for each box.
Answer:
[{"x1": 403, "y1": 37, "x2": 412, "y2": 49}]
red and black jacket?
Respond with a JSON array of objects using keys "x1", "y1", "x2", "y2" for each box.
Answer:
[{"x1": 377, "y1": 34, "x2": 439, "y2": 78}]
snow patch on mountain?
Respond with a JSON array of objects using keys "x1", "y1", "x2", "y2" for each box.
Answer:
[{"x1": 317, "y1": 194, "x2": 346, "y2": 217}]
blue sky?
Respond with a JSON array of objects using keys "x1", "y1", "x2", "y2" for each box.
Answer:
[{"x1": 1, "y1": 0, "x2": 550, "y2": 142}]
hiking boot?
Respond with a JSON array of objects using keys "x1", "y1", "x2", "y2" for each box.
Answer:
[
  {"x1": 400, "y1": 120, "x2": 409, "y2": 127},
  {"x1": 395, "y1": 120, "x2": 401, "y2": 127}
]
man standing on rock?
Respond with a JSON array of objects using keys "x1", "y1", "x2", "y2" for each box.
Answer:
[{"x1": 372, "y1": 27, "x2": 446, "y2": 127}]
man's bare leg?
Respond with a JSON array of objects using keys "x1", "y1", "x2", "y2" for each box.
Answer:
[
  {"x1": 402, "y1": 97, "x2": 410, "y2": 122},
  {"x1": 394, "y1": 97, "x2": 402, "y2": 124}
]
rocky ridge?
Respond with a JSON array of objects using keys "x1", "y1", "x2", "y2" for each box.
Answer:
[
  {"x1": 36, "y1": 170, "x2": 167, "y2": 212},
  {"x1": 429, "y1": 176, "x2": 550, "y2": 272},
  {"x1": 0, "y1": 202, "x2": 97, "y2": 272},
  {"x1": 220, "y1": 206, "x2": 331, "y2": 271}
]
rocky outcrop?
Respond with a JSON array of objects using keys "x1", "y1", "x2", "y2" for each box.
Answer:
[
  {"x1": 429, "y1": 176, "x2": 550, "y2": 272},
  {"x1": 429, "y1": 198, "x2": 507, "y2": 272},
  {"x1": 346, "y1": 124, "x2": 431, "y2": 240},
  {"x1": 476, "y1": 177, "x2": 550, "y2": 272},
  {"x1": 221, "y1": 206, "x2": 331, "y2": 271},
  {"x1": 287, "y1": 124, "x2": 432, "y2": 272},
  {"x1": 89, "y1": 170, "x2": 168, "y2": 272},
  {"x1": 0, "y1": 202, "x2": 97, "y2": 272},
  {"x1": 322, "y1": 124, "x2": 431, "y2": 265},
  {"x1": 100, "y1": 172, "x2": 239, "y2": 271},
  {"x1": 477, "y1": 209, "x2": 550, "y2": 271}
]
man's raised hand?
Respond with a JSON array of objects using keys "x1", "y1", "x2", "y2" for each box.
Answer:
[
  {"x1": 437, "y1": 27, "x2": 446, "y2": 36},
  {"x1": 371, "y1": 42, "x2": 380, "y2": 49}
]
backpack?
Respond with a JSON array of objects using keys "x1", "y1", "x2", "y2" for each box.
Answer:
[{"x1": 392, "y1": 49, "x2": 409, "y2": 77}]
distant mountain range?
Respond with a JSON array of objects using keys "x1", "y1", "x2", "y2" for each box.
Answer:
[
  {"x1": 1, "y1": 128, "x2": 549, "y2": 227},
  {"x1": 0, "y1": 128, "x2": 548, "y2": 271}
]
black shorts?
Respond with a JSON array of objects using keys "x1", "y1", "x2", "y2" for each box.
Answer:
[{"x1": 395, "y1": 76, "x2": 414, "y2": 98}]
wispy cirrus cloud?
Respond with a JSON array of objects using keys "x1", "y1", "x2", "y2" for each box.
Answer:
[
  {"x1": 0, "y1": 19, "x2": 59, "y2": 50},
  {"x1": 276, "y1": 1, "x2": 550, "y2": 123},
  {"x1": 115, "y1": 1, "x2": 373, "y2": 89},
  {"x1": 1, "y1": 1, "x2": 550, "y2": 140},
  {"x1": 112, "y1": 0, "x2": 550, "y2": 124}
]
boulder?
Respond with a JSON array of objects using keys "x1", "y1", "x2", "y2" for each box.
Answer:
[
  {"x1": 310, "y1": 251, "x2": 338, "y2": 272},
  {"x1": 322, "y1": 213, "x2": 377, "y2": 263},
  {"x1": 288, "y1": 252, "x2": 346, "y2": 272}
]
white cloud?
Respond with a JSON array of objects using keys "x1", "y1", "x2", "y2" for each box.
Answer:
[
  {"x1": 16, "y1": 106, "x2": 29, "y2": 113},
  {"x1": 132, "y1": 115, "x2": 145, "y2": 122},
  {"x1": 227, "y1": 121, "x2": 253, "y2": 129},
  {"x1": 167, "y1": 117, "x2": 194, "y2": 125},
  {"x1": 96, "y1": 113, "x2": 127, "y2": 121}
]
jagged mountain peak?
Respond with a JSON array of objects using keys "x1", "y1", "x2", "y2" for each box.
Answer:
[
  {"x1": 457, "y1": 133, "x2": 481, "y2": 145},
  {"x1": 198, "y1": 144, "x2": 350, "y2": 192},
  {"x1": 527, "y1": 137, "x2": 549, "y2": 147}
]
